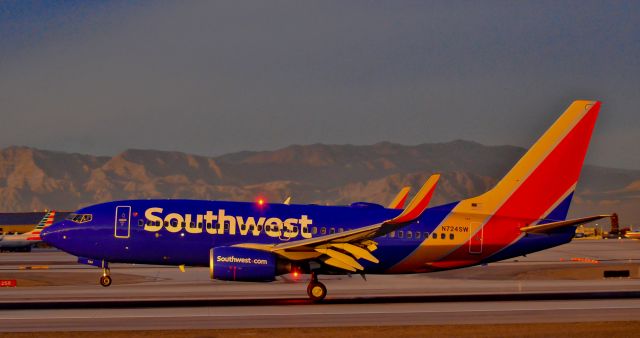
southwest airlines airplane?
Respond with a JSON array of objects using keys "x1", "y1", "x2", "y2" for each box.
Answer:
[{"x1": 41, "y1": 101, "x2": 612, "y2": 301}]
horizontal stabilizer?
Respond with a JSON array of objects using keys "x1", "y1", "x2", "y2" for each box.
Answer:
[{"x1": 520, "y1": 215, "x2": 612, "y2": 234}]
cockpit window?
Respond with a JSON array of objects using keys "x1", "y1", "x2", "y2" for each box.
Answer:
[{"x1": 67, "y1": 213, "x2": 93, "y2": 223}]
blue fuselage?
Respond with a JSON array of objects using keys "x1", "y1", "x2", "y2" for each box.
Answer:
[{"x1": 41, "y1": 199, "x2": 575, "y2": 274}]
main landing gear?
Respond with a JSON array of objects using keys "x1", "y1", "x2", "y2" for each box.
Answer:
[
  {"x1": 99, "y1": 267, "x2": 112, "y2": 287},
  {"x1": 306, "y1": 272, "x2": 327, "y2": 302}
]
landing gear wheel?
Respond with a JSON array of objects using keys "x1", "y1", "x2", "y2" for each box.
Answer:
[
  {"x1": 99, "y1": 275, "x2": 112, "y2": 287},
  {"x1": 307, "y1": 281, "x2": 327, "y2": 302}
]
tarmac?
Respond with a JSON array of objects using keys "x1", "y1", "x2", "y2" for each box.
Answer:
[{"x1": 0, "y1": 239, "x2": 639, "y2": 332}]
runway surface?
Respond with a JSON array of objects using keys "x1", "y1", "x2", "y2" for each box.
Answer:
[
  {"x1": 2, "y1": 298, "x2": 640, "y2": 332},
  {"x1": 0, "y1": 239, "x2": 639, "y2": 331}
]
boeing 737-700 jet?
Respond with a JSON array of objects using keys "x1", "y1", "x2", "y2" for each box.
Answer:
[{"x1": 41, "y1": 100, "x2": 613, "y2": 301}]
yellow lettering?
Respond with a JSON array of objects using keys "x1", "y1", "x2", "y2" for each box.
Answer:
[
  {"x1": 299, "y1": 215, "x2": 313, "y2": 239},
  {"x1": 218, "y1": 209, "x2": 236, "y2": 235},
  {"x1": 144, "y1": 208, "x2": 163, "y2": 232},
  {"x1": 164, "y1": 213, "x2": 183, "y2": 233},
  {"x1": 283, "y1": 218, "x2": 299, "y2": 238},
  {"x1": 265, "y1": 217, "x2": 282, "y2": 238}
]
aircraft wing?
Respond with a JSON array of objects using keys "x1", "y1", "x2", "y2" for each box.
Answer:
[
  {"x1": 234, "y1": 174, "x2": 440, "y2": 272},
  {"x1": 520, "y1": 214, "x2": 612, "y2": 234}
]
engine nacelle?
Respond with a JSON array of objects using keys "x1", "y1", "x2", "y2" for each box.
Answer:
[{"x1": 209, "y1": 246, "x2": 278, "y2": 282}]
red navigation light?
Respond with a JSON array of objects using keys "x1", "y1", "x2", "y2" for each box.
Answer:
[
  {"x1": 257, "y1": 198, "x2": 265, "y2": 206},
  {"x1": 293, "y1": 271, "x2": 299, "y2": 279}
]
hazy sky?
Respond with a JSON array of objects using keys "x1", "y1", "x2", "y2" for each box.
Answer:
[{"x1": 1, "y1": 1, "x2": 639, "y2": 169}]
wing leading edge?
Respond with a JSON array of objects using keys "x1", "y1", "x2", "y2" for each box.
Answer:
[{"x1": 234, "y1": 174, "x2": 441, "y2": 272}]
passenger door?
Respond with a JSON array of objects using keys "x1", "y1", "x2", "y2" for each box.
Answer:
[
  {"x1": 114, "y1": 206, "x2": 131, "y2": 239},
  {"x1": 468, "y1": 222, "x2": 483, "y2": 254}
]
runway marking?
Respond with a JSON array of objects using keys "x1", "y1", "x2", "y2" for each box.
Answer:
[{"x1": 2, "y1": 304, "x2": 640, "y2": 320}]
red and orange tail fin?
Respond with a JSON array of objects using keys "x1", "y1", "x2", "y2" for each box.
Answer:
[
  {"x1": 26, "y1": 210, "x2": 56, "y2": 240},
  {"x1": 468, "y1": 100, "x2": 601, "y2": 222},
  {"x1": 388, "y1": 186, "x2": 411, "y2": 209}
]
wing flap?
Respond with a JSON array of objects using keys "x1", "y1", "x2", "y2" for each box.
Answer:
[
  {"x1": 327, "y1": 243, "x2": 379, "y2": 263},
  {"x1": 315, "y1": 248, "x2": 364, "y2": 271},
  {"x1": 321, "y1": 257, "x2": 358, "y2": 272}
]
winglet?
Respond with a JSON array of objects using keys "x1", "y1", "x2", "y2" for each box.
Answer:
[
  {"x1": 388, "y1": 186, "x2": 411, "y2": 209},
  {"x1": 283, "y1": 197, "x2": 291, "y2": 205},
  {"x1": 387, "y1": 174, "x2": 440, "y2": 224}
]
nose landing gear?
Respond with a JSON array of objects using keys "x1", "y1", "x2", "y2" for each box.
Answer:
[{"x1": 306, "y1": 272, "x2": 327, "y2": 302}]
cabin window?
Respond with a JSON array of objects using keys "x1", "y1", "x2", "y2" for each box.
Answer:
[
  {"x1": 224, "y1": 224, "x2": 229, "y2": 231},
  {"x1": 338, "y1": 228, "x2": 344, "y2": 233},
  {"x1": 449, "y1": 233, "x2": 455, "y2": 240},
  {"x1": 432, "y1": 232, "x2": 437, "y2": 239},
  {"x1": 330, "y1": 228, "x2": 335, "y2": 234},
  {"x1": 257, "y1": 225, "x2": 263, "y2": 232},
  {"x1": 415, "y1": 231, "x2": 421, "y2": 239},
  {"x1": 398, "y1": 231, "x2": 404, "y2": 238},
  {"x1": 389, "y1": 231, "x2": 396, "y2": 238},
  {"x1": 441, "y1": 233, "x2": 446, "y2": 239},
  {"x1": 190, "y1": 222, "x2": 195, "y2": 228},
  {"x1": 155, "y1": 221, "x2": 161, "y2": 227},
  {"x1": 138, "y1": 219, "x2": 144, "y2": 226},
  {"x1": 171, "y1": 220, "x2": 179, "y2": 227},
  {"x1": 266, "y1": 225, "x2": 271, "y2": 231},
  {"x1": 312, "y1": 227, "x2": 318, "y2": 234},
  {"x1": 321, "y1": 227, "x2": 327, "y2": 235},
  {"x1": 407, "y1": 231, "x2": 413, "y2": 239},
  {"x1": 206, "y1": 223, "x2": 213, "y2": 230}
]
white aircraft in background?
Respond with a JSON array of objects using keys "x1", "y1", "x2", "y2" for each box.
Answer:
[{"x1": 0, "y1": 210, "x2": 56, "y2": 252}]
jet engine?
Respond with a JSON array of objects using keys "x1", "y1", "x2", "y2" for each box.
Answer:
[{"x1": 209, "y1": 246, "x2": 289, "y2": 282}]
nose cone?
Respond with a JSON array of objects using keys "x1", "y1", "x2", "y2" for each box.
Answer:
[{"x1": 41, "y1": 222, "x2": 64, "y2": 248}]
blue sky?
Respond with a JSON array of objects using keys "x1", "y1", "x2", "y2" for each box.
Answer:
[{"x1": 1, "y1": 1, "x2": 639, "y2": 169}]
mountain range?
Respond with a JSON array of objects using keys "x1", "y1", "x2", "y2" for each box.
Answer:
[{"x1": 1, "y1": 141, "x2": 638, "y2": 225}]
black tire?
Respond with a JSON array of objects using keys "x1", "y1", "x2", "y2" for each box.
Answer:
[
  {"x1": 306, "y1": 281, "x2": 327, "y2": 302},
  {"x1": 99, "y1": 275, "x2": 112, "y2": 287}
]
